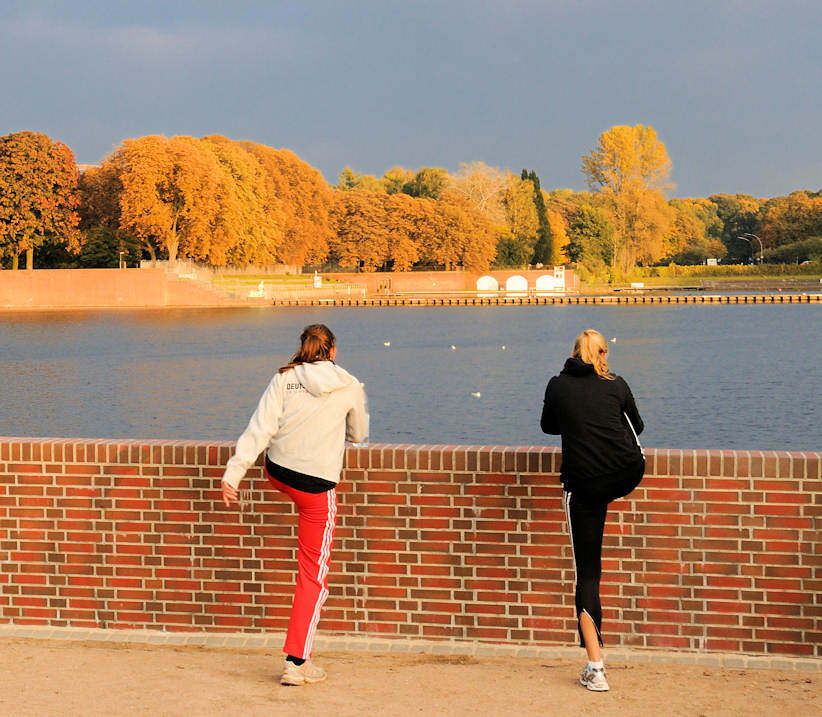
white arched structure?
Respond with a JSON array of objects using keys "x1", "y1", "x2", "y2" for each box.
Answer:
[
  {"x1": 505, "y1": 275, "x2": 528, "y2": 296},
  {"x1": 535, "y1": 274, "x2": 558, "y2": 293},
  {"x1": 476, "y1": 275, "x2": 499, "y2": 296}
]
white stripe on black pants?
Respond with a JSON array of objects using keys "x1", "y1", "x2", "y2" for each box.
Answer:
[{"x1": 564, "y1": 490, "x2": 607, "y2": 647}]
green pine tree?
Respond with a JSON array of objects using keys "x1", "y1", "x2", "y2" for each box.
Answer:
[{"x1": 523, "y1": 169, "x2": 553, "y2": 265}]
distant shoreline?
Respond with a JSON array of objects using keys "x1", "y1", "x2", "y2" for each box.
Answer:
[{"x1": 1, "y1": 266, "x2": 819, "y2": 312}]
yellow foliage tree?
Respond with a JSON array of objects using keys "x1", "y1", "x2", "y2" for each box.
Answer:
[
  {"x1": 582, "y1": 124, "x2": 674, "y2": 273},
  {"x1": 544, "y1": 206, "x2": 569, "y2": 265}
]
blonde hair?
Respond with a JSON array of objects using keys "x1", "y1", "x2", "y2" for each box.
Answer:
[{"x1": 572, "y1": 329, "x2": 614, "y2": 380}]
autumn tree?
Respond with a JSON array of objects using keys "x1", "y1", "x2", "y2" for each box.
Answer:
[
  {"x1": 664, "y1": 198, "x2": 725, "y2": 264},
  {"x1": 328, "y1": 189, "x2": 390, "y2": 270},
  {"x1": 450, "y1": 161, "x2": 507, "y2": 225},
  {"x1": 0, "y1": 131, "x2": 81, "y2": 269},
  {"x1": 76, "y1": 165, "x2": 142, "y2": 267},
  {"x1": 421, "y1": 190, "x2": 496, "y2": 271},
  {"x1": 759, "y1": 191, "x2": 822, "y2": 252},
  {"x1": 336, "y1": 166, "x2": 385, "y2": 193},
  {"x1": 383, "y1": 193, "x2": 426, "y2": 270},
  {"x1": 708, "y1": 193, "x2": 763, "y2": 262},
  {"x1": 582, "y1": 125, "x2": 674, "y2": 273},
  {"x1": 496, "y1": 173, "x2": 539, "y2": 267},
  {"x1": 402, "y1": 167, "x2": 450, "y2": 199},
  {"x1": 108, "y1": 135, "x2": 223, "y2": 264},
  {"x1": 241, "y1": 142, "x2": 331, "y2": 266},
  {"x1": 78, "y1": 163, "x2": 121, "y2": 231},
  {"x1": 382, "y1": 166, "x2": 413, "y2": 194},
  {"x1": 200, "y1": 136, "x2": 283, "y2": 265},
  {"x1": 544, "y1": 206, "x2": 570, "y2": 265}
]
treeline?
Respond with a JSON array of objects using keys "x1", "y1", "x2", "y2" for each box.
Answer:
[{"x1": 1, "y1": 127, "x2": 821, "y2": 274}]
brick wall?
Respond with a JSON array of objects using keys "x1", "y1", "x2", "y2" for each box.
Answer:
[{"x1": 0, "y1": 438, "x2": 818, "y2": 657}]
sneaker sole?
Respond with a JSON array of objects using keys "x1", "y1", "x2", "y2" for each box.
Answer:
[
  {"x1": 281, "y1": 673, "x2": 326, "y2": 686},
  {"x1": 580, "y1": 677, "x2": 609, "y2": 692}
]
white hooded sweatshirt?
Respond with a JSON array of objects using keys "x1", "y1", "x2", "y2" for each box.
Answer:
[{"x1": 222, "y1": 361, "x2": 369, "y2": 490}]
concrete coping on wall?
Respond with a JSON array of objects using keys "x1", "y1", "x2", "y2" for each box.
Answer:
[{"x1": 0, "y1": 624, "x2": 818, "y2": 673}]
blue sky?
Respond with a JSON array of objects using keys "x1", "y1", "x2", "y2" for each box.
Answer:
[{"x1": 1, "y1": 0, "x2": 820, "y2": 197}]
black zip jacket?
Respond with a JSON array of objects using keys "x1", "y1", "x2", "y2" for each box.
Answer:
[{"x1": 541, "y1": 357, "x2": 644, "y2": 489}]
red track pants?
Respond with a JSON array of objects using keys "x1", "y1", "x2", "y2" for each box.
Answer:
[{"x1": 267, "y1": 474, "x2": 337, "y2": 659}]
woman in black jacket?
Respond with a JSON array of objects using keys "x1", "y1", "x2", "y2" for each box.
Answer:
[{"x1": 541, "y1": 329, "x2": 644, "y2": 692}]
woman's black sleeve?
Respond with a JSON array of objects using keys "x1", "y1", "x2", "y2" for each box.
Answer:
[
  {"x1": 622, "y1": 381, "x2": 644, "y2": 435},
  {"x1": 540, "y1": 380, "x2": 560, "y2": 434}
]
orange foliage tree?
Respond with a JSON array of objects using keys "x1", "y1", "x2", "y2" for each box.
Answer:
[
  {"x1": 383, "y1": 193, "x2": 429, "y2": 270},
  {"x1": 200, "y1": 136, "x2": 283, "y2": 265},
  {"x1": 420, "y1": 190, "x2": 497, "y2": 271},
  {"x1": 110, "y1": 135, "x2": 228, "y2": 264},
  {"x1": 328, "y1": 189, "x2": 390, "y2": 270},
  {"x1": 759, "y1": 191, "x2": 822, "y2": 250},
  {"x1": 78, "y1": 163, "x2": 122, "y2": 231},
  {"x1": 0, "y1": 131, "x2": 81, "y2": 269},
  {"x1": 77, "y1": 162, "x2": 142, "y2": 267},
  {"x1": 241, "y1": 143, "x2": 332, "y2": 266}
]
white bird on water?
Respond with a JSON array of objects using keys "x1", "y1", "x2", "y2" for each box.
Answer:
[
  {"x1": 383, "y1": 341, "x2": 391, "y2": 347},
  {"x1": 471, "y1": 391, "x2": 481, "y2": 398},
  {"x1": 610, "y1": 337, "x2": 617, "y2": 343}
]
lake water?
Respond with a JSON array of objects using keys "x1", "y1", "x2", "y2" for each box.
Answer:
[{"x1": 1, "y1": 305, "x2": 819, "y2": 451}]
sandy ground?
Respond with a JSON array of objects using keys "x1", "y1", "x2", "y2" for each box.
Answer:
[{"x1": 1, "y1": 638, "x2": 819, "y2": 717}]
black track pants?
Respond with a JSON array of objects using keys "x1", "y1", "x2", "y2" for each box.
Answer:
[{"x1": 564, "y1": 490, "x2": 608, "y2": 647}]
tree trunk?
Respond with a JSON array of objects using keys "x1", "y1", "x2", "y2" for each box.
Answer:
[
  {"x1": 12, "y1": 253, "x2": 19, "y2": 270},
  {"x1": 167, "y1": 218, "x2": 178, "y2": 269},
  {"x1": 26, "y1": 248, "x2": 34, "y2": 270},
  {"x1": 144, "y1": 240, "x2": 157, "y2": 267},
  {"x1": 167, "y1": 237, "x2": 178, "y2": 268}
]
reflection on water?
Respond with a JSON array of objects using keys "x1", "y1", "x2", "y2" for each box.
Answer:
[{"x1": 0, "y1": 305, "x2": 819, "y2": 450}]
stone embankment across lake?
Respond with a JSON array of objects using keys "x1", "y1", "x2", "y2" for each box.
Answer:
[{"x1": 1, "y1": 266, "x2": 820, "y2": 310}]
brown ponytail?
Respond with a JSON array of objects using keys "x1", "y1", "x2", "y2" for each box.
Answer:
[
  {"x1": 572, "y1": 329, "x2": 614, "y2": 380},
  {"x1": 278, "y1": 324, "x2": 336, "y2": 374}
]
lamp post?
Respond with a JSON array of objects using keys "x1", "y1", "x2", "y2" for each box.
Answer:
[
  {"x1": 737, "y1": 236, "x2": 754, "y2": 264},
  {"x1": 119, "y1": 251, "x2": 125, "y2": 269},
  {"x1": 739, "y1": 233, "x2": 764, "y2": 264}
]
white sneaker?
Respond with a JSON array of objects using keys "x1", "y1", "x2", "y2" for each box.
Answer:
[
  {"x1": 579, "y1": 664, "x2": 610, "y2": 692},
  {"x1": 281, "y1": 658, "x2": 327, "y2": 686}
]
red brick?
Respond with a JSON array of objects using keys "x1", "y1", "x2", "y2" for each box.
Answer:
[{"x1": 2, "y1": 440, "x2": 819, "y2": 658}]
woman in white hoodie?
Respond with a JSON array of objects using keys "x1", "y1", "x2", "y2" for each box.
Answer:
[{"x1": 221, "y1": 324, "x2": 368, "y2": 686}]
